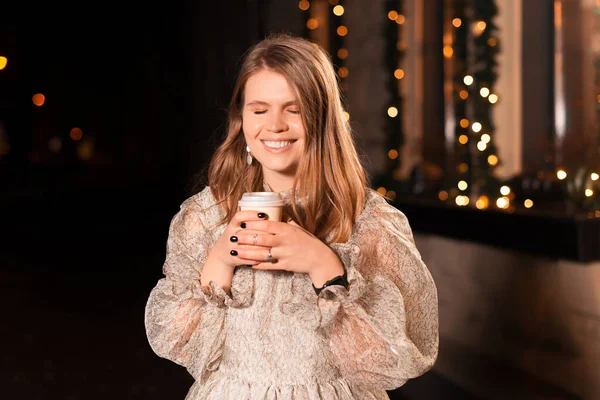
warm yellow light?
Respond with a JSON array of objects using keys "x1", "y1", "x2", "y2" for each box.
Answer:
[
  {"x1": 557, "y1": 169, "x2": 567, "y2": 180},
  {"x1": 524, "y1": 199, "x2": 534, "y2": 208},
  {"x1": 591, "y1": 173, "x2": 599, "y2": 181},
  {"x1": 388, "y1": 10, "x2": 398, "y2": 20},
  {"x1": 337, "y1": 26, "x2": 348, "y2": 36},
  {"x1": 585, "y1": 189, "x2": 594, "y2": 197},
  {"x1": 476, "y1": 196, "x2": 489, "y2": 210},
  {"x1": 333, "y1": 5, "x2": 344, "y2": 16},
  {"x1": 480, "y1": 87, "x2": 490, "y2": 97},
  {"x1": 459, "y1": 163, "x2": 468, "y2": 173},
  {"x1": 32, "y1": 93, "x2": 46, "y2": 106},
  {"x1": 298, "y1": 0, "x2": 310, "y2": 11},
  {"x1": 452, "y1": 18, "x2": 462, "y2": 27},
  {"x1": 443, "y1": 45, "x2": 454, "y2": 58},
  {"x1": 500, "y1": 185, "x2": 511, "y2": 195},
  {"x1": 394, "y1": 69, "x2": 405, "y2": 79},
  {"x1": 496, "y1": 197, "x2": 509, "y2": 209},
  {"x1": 488, "y1": 94, "x2": 499, "y2": 104},
  {"x1": 463, "y1": 75, "x2": 474, "y2": 85},
  {"x1": 388, "y1": 149, "x2": 399, "y2": 159},
  {"x1": 476, "y1": 21, "x2": 487, "y2": 31},
  {"x1": 343, "y1": 111, "x2": 350, "y2": 121},
  {"x1": 306, "y1": 18, "x2": 319, "y2": 29},
  {"x1": 596, "y1": 210, "x2": 600, "y2": 218},
  {"x1": 458, "y1": 135, "x2": 469, "y2": 144},
  {"x1": 0, "y1": 56, "x2": 7, "y2": 70},
  {"x1": 481, "y1": 133, "x2": 491, "y2": 143},
  {"x1": 439, "y1": 190, "x2": 449, "y2": 201},
  {"x1": 488, "y1": 155, "x2": 499, "y2": 166},
  {"x1": 459, "y1": 90, "x2": 469, "y2": 99},
  {"x1": 387, "y1": 107, "x2": 398, "y2": 118},
  {"x1": 472, "y1": 122, "x2": 482, "y2": 132},
  {"x1": 488, "y1": 37, "x2": 497, "y2": 47},
  {"x1": 377, "y1": 187, "x2": 387, "y2": 195},
  {"x1": 338, "y1": 67, "x2": 349, "y2": 78},
  {"x1": 460, "y1": 118, "x2": 469, "y2": 128},
  {"x1": 337, "y1": 48, "x2": 348, "y2": 59},
  {"x1": 477, "y1": 141, "x2": 487, "y2": 151},
  {"x1": 70, "y1": 127, "x2": 83, "y2": 141},
  {"x1": 456, "y1": 195, "x2": 469, "y2": 206},
  {"x1": 458, "y1": 180, "x2": 468, "y2": 191},
  {"x1": 395, "y1": 14, "x2": 406, "y2": 24}
]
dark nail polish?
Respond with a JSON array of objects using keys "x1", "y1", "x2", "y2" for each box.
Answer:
[
  {"x1": 257, "y1": 212, "x2": 266, "y2": 219},
  {"x1": 230, "y1": 236, "x2": 238, "y2": 242},
  {"x1": 241, "y1": 222, "x2": 246, "y2": 229},
  {"x1": 230, "y1": 250, "x2": 238, "y2": 256}
]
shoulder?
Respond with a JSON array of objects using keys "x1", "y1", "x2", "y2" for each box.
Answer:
[
  {"x1": 359, "y1": 187, "x2": 411, "y2": 226},
  {"x1": 174, "y1": 186, "x2": 224, "y2": 229}
]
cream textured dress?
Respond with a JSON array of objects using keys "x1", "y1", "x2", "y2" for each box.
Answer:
[{"x1": 144, "y1": 186, "x2": 439, "y2": 400}]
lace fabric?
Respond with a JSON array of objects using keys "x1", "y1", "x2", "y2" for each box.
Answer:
[{"x1": 144, "y1": 186, "x2": 439, "y2": 399}]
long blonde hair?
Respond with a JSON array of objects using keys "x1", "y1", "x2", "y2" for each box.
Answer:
[{"x1": 208, "y1": 33, "x2": 367, "y2": 243}]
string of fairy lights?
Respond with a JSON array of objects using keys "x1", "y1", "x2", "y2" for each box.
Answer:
[
  {"x1": 438, "y1": 0, "x2": 510, "y2": 210},
  {"x1": 373, "y1": 0, "x2": 406, "y2": 202},
  {"x1": 299, "y1": 0, "x2": 350, "y2": 103}
]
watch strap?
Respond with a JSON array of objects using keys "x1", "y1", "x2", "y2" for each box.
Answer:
[{"x1": 313, "y1": 271, "x2": 348, "y2": 295}]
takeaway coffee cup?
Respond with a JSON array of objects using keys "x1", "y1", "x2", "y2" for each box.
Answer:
[{"x1": 238, "y1": 192, "x2": 285, "y2": 221}]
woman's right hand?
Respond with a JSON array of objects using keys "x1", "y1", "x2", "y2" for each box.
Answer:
[{"x1": 200, "y1": 210, "x2": 268, "y2": 291}]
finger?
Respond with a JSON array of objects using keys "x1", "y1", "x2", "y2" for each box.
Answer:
[
  {"x1": 234, "y1": 247, "x2": 275, "y2": 262},
  {"x1": 252, "y1": 262, "x2": 282, "y2": 271},
  {"x1": 228, "y1": 250, "x2": 261, "y2": 266},
  {"x1": 242, "y1": 220, "x2": 286, "y2": 234},
  {"x1": 236, "y1": 232, "x2": 278, "y2": 248},
  {"x1": 230, "y1": 210, "x2": 269, "y2": 227}
]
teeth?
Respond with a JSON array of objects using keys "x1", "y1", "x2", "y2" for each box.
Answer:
[{"x1": 263, "y1": 141, "x2": 292, "y2": 149}]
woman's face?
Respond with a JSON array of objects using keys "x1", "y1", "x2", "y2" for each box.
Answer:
[{"x1": 242, "y1": 69, "x2": 306, "y2": 190}]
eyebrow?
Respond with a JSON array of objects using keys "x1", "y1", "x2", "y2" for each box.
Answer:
[{"x1": 245, "y1": 100, "x2": 298, "y2": 107}]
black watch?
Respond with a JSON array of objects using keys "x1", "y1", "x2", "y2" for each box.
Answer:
[{"x1": 313, "y1": 271, "x2": 348, "y2": 295}]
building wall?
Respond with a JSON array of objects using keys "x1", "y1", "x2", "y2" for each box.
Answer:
[{"x1": 415, "y1": 233, "x2": 600, "y2": 399}]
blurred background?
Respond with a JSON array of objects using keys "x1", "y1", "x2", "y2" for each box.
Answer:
[{"x1": 1, "y1": 0, "x2": 599, "y2": 399}]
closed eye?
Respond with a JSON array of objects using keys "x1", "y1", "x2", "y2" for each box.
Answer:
[
  {"x1": 253, "y1": 110, "x2": 267, "y2": 115},
  {"x1": 288, "y1": 109, "x2": 300, "y2": 114}
]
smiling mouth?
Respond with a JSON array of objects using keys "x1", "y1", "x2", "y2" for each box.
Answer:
[{"x1": 261, "y1": 140, "x2": 296, "y2": 150}]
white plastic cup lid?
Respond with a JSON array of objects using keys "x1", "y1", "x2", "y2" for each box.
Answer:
[{"x1": 238, "y1": 192, "x2": 285, "y2": 207}]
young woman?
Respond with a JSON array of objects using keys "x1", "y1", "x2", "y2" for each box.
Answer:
[{"x1": 145, "y1": 33, "x2": 438, "y2": 399}]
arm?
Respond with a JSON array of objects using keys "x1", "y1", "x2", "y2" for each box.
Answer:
[
  {"x1": 144, "y1": 196, "x2": 237, "y2": 382},
  {"x1": 322, "y1": 197, "x2": 439, "y2": 389}
]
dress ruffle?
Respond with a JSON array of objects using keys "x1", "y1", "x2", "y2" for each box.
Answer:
[{"x1": 185, "y1": 371, "x2": 389, "y2": 400}]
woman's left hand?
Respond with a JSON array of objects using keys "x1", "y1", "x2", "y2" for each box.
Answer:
[{"x1": 230, "y1": 215, "x2": 344, "y2": 283}]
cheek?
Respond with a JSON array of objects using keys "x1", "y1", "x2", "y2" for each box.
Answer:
[{"x1": 242, "y1": 116, "x2": 263, "y2": 136}]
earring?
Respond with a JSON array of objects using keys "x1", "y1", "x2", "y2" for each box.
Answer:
[{"x1": 246, "y1": 145, "x2": 253, "y2": 165}]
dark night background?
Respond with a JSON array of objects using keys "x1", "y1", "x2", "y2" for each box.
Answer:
[{"x1": 1, "y1": 2, "x2": 476, "y2": 399}]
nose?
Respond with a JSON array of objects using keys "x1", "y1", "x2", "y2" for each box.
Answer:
[{"x1": 266, "y1": 111, "x2": 288, "y2": 133}]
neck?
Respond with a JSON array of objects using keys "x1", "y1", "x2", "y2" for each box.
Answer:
[{"x1": 263, "y1": 171, "x2": 295, "y2": 193}]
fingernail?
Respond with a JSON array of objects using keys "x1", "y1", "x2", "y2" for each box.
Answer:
[
  {"x1": 241, "y1": 222, "x2": 246, "y2": 229},
  {"x1": 230, "y1": 236, "x2": 238, "y2": 242},
  {"x1": 230, "y1": 250, "x2": 238, "y2": 256},
  {"x1": 257, "y1": 212, "x2": 266, "y2": 219}
]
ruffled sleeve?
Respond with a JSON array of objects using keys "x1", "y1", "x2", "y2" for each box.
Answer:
[
  {"x1": 144, "y1": 190, "x2": 253, "y2": 383},
  {"x1": 282, "y1": 191, "x2": 439, "y2": 390}
]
